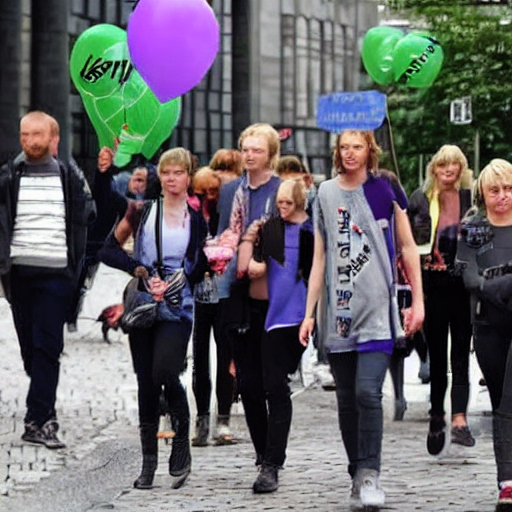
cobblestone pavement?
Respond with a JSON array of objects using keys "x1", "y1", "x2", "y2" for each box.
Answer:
[{"x1": 0, "y1": 264, "x2": 499, "y2": 512}]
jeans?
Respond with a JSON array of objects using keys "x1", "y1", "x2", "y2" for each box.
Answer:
[
  {"x1": 192, "y1": 301, "x2": 234, "y2": 417},
  {"x1": 262, "y1": 325, "x2": 305, "y2": 467},
  {"x1": 328, "y1": 350, "x2": 390, "y2": 477},
  {"x1": 474, "y1": 322, "x2": 512, "y2": 483},
  {"x1": 129, "y1": 320, "x2": 192, "y2": 438},
  {"x1": 10, "y1": 270, "x2": 73, "y2": 426},
  {"x1": 423, "y1": 273, "x2": 472, "y2": 417}
]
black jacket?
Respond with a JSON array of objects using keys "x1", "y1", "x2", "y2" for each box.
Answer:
[
  {"x1": 0, "y1": 156, "x2": 96, "y2": 299},
  {"x1": 253, "y1": 216, "x2": 314, "y2": 284},
  {"x1": 408, "y1": 187, "x2": 472, "y2": 247}
]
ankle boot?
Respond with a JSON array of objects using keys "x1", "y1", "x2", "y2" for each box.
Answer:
[
  {"x1": 191, "y1": 414, "x2": 209, "y2": 447},
  {"x1": 134, "y1": 423, "x2": 158, "y2": 489},
  {"x1": 168, "y1": 411, "x2": 191, "y2": 482}
]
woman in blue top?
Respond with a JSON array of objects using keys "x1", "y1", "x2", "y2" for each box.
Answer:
[
  {"x1": 247, "y1": 178, "x2": 314, "y2": 493},
  {"x1": 99, "y1": 148, "x2": 207, "y2": 491}
]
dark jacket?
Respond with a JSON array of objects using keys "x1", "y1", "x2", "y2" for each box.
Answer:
[
  {"x1": 0, "y1": 156, "x2": 96, "y2": 300},
  {"x1": 99, "y1": 200, "x2": 208, "y2": 290},
  {"x1": 253, "y1": 216, "x2": 314, "y2": 284},
  {"x1": 408, "y1": 187, "x2": 472, "y2": 247}
]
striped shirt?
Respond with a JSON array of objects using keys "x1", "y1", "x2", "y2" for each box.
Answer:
[{"x1": 10, "y1": 157, "x2": 68, "y2": 268}]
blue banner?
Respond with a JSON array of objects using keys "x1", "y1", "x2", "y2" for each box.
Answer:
[{"x1": 317, "y1": 90, "x2": 387, "y2": 133}]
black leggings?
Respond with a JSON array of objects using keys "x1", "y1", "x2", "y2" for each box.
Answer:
[
  {"x1": 129, "y1": 320, "x2": 192, "y2": 431},
  {"x1": 474, "y1": 322, "x2": 512, "y2": 483},
  {"x1": 192, "y1": 301, "x2": 234, "y2": 417},
  {"x1": 423, "y1": 273, "x2": 472, "y2": 417}
]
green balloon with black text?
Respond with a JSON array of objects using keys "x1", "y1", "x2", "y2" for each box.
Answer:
[{"x1": 70, "y1": 24, "x2": 181, "y2": 167}]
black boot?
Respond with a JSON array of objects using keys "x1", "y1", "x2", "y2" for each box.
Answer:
[
  {"x1": 134, "y1": 423, "x2": 158, "y2": 489},
  {"x1": 191, "y1": 414, "x2": 209, "y2": 447},
  {"x1": 168, "y1": 410, "x2": 191, "y2": 488},
  {"x1": 253, "y1": 463, "x2": 279, "y2": 493}
]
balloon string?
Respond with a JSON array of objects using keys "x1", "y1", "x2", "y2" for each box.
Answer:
[{"x1": 386, "y1": 104, "x2": 400, "y2": 181}]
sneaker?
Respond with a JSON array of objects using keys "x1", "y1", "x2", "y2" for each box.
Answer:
[
  {"x1": 451, "y1": 426, "x2": 476, "y2": 447},
  {"x1": 427, "y1": 416, "x2": 446, "y2": 456},
  {"x1": 359, "y1": 469, "x2": 385, "y2": 507},
  {"x1": 497, "y1": 484, "x2": 512, "y2": 511},
  {"x1": 213, "y1": 424, "x2": 235, "y2": 446},
  {"x1": 349, "y1": 478, "x2": 361, "y2": 511},
  {"x1": 253, "y1": 464, "x2": 279, "y2": 493},
  {"x1": 22, "y1": 420, "x2": 66, "y2": 449}
]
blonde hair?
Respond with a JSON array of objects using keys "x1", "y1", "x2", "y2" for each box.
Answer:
[
  {"x1": 423, "y1": 144, "x2": 472, "y2": 196},
  {"x1": 238, "y1": 123, "x2": 281, "y2": 170},
  {"x1": 476, "y1": 159, "x2": 512, "y2": 207},
  {"x1": 277, "y1": 178, "x2": 307, "y2": 212},
  {"x1": 158, "y1": 147, "x2": 193, "y2": 176},
  {"x1": 333, "y1": 130, "x2": 382, "y2": 174}
]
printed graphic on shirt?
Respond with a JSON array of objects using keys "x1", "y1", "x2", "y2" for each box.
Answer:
[{"x1": 335, "y1": 207, "x2": 371, "y2": 340}]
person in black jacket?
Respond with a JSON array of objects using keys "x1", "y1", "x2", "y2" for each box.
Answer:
[
  {"x1": 99, "y1": 147, "x2": 208, "y2": 490},
  {"x1": 408, "y1": 144, "x2": 475, "y2": 456},
  {"x1": 456, "y1": 159, "x2": 512, "y2": 511},
  {"x1": 0, "y1": 111, "x2": 95, "y2": 449}
]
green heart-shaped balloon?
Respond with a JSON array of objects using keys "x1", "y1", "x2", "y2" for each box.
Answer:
[
  {"x1": 70, "y1": 24, "x2": 181, "y2": 167},
  {"x1": 361, "y1": 27, "x2": 404, "y2": 86},
  {"x1": 392, "y1": 33, "x2": 444, "y2": 88}
]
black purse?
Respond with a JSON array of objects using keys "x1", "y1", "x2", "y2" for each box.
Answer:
[{"x1": 120, "y1": 199, "x2": 164, "y2": 332}]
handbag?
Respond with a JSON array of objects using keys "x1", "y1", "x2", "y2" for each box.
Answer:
[
  {"x1": 121, "y1": 198, "x2": 182, "y2": 331},
  {"x1": 121, "y1": 277, "x2": 158, "y2": 332}
]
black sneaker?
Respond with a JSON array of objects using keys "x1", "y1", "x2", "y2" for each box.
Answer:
[
  {"x1": 22, "y1": 420, "x2": 66, "y2": 449},
  {"x1": 253, "y1": 464, "x2": 279, "y2": 494},
  {"x1": 427, "y1": 416, "x2": 446, "y2": 456},
  {"x1": 451, "y1": 426, "x2": 476, "y2": 447}
]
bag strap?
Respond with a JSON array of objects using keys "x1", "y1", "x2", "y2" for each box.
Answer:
[{"x1": 154, "y1": 197, "x2": 164, "y2": 278}]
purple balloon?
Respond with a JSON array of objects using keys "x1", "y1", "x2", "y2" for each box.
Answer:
[{"x1": 127, "y1": 0, "x2": 219, "y2": 103}]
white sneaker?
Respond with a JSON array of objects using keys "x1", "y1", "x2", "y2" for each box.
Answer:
[
  {"x1": 314, "y1": 363, "x2": 336, "y2": 390},
  {"x1": 349, "y1": 479, "x2": 361, "y2": 511},
  {"x1": 359, "y1": 469, "x2": 385, "y2": 507}
]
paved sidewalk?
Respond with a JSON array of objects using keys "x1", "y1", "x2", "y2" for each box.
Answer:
[{"x1": 0, "y1": 264, "x2": 499, "y2": 511}]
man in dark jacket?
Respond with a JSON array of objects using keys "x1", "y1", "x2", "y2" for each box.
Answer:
[{"x1": 0, "y1": 111, "x2": 95, "y2": 449}]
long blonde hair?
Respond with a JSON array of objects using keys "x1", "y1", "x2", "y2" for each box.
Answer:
[{"x1": 423, "y1": 144, "x2": 472, "y2": 196}]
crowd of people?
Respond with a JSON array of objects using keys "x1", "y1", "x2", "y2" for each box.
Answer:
[{"x1": 1, "y1": 111, "x2": 512, "y2": 511}]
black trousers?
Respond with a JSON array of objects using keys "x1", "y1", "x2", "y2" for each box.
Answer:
[
  {"x1": 129, "y1": 320, "x2": 192, "y2": 436},
  {"x1": 474, "y1": 322, "x2": 512, "y2": 483},
  {"x1": 423, "y1": 273, "x2": 472, "y2": 417},
  {"x1": 192, "y1": 301, "x2": 234, "y2": 417},
  {"x1": 10, "y1": 270, "x2": 73, "y2": 426},
  {"x1": 262, "y1": 325, "x2": 305, "y2": 467},
  {"x1": 233, "y1": 299, "x2": 305, "y2": 466}
]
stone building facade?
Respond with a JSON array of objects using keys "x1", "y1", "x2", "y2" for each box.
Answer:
[{"x1": 0, "y1": 0, "x2": 378, "y2": 178}]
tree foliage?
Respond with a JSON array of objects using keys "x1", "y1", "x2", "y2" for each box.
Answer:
[{"x1": 380, "y1": 0, "x2": 512, "y2": 193}]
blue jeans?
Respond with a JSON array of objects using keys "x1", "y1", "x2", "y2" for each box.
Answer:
[{"x1": 328, "y1": 350, "x2": 390, "y2": 477}]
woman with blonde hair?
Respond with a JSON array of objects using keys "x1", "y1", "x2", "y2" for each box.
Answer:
[
  {"x1": 246, "y1": 179, "x2": 313, "y2": 493},
  {"x1": 408, "y1": 144, "x2": 475, "y2": 456},
  {"x1": 100, "y1": 147, "x2": 208, "y2": 490},
  {"x1": 457, "y1": 159, "x2": 512, "y2": 510}
]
